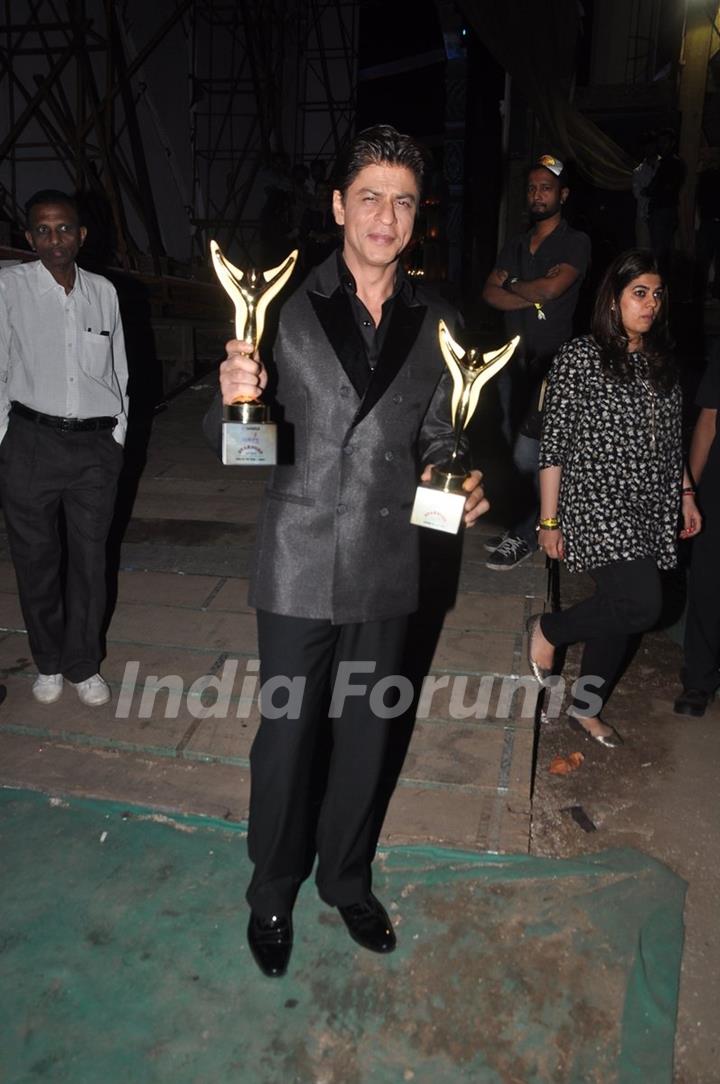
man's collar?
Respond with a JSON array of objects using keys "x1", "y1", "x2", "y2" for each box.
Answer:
[
  {"x1": 336, "y1": 252, "x2": 410, "y2": 304},
  {"x1": 529, "y1": 216, "x2": 567, "y2": 242},
  {"x1": 34, "y1": 258, "x2": 79, "y2": 296}
]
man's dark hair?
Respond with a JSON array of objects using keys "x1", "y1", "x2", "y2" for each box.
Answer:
[
  {"x1": 592, "y1": 248, "x2": 675, "y2": 392},
  {"x1": 332, "y1": 124, "x2": 428, "y2": 196},
  {"x1": 25, "y1": 189, "x2": 80, "y2": 222}
]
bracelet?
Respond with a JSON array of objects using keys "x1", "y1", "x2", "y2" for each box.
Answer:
[
  {"x1": 681, "y1": 486, "x2": 695, "y2": 495},
  {"x1": 537, "y1": 517, "x2": 559, "y2": 530}
]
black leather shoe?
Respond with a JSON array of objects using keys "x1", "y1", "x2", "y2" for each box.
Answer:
[
  {"x1": 338, "y1": 893, "x2": 396, "y2": 954},
  {"x1": 673, "y1": 687, "x2": 709, "y2": 717},
  {"x1": 247, "y1": 912, "x2": 293, "y2": 977},
  {"x1": 568, "y1": 714, "x2": 623, "y2": 748}
]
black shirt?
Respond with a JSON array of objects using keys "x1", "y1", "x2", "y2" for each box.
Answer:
[
  {"x1": 337, "y1": 253, "x2": 407, "y2": 377},
  {"x1": 496, "y1": 219, "x2": 591, "y2": 368},
  {"x1": 696, "y1": 349, "x2": 720, "y2": 488}
]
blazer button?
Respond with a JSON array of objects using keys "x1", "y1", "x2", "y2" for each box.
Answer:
[
  {"x1": 384, "y1": 451, "x2": 394, "y2": 461},
  {"x1": 343, "y1": 445, "x2": 353, "y2": 456},
  {"x1": 339, "y1": 386, "x2": 351, "y2": 398},
  {"x1": 337, "y1": 503, "x2": 347, "y2": 515},
  {"x1": 392, "y1": 393, "x2": 403, "y2": 404},
  {"x1": 379, "y1": 507, "x2": 390, "y2": 517}
]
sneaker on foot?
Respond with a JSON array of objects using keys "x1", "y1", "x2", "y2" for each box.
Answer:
[
  {"x1": 486, "y1": 535, "x2": 533, "y2": 571},
  {"x1": 70, "y1": 674, "x2": 111, "y2": 707},
  {"x1": 32, "y1": 673, "x2": 64, "y2": 704},
  {"x1": 483, "y1": 532, "x2": 508, "y2": 553}
]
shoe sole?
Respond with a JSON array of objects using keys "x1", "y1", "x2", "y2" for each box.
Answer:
[
  {"x1": 486, "y1": 550, "x2": 535, "y2": 571},
  {"x1": 673, "y1": 704, "x2": 706, "y2": 717}
]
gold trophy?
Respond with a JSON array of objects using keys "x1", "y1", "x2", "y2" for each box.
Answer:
[
  {"x1": 411, "y1": 320, "x2": 520, "y2": 534},
  {"x1": 210, "y1": 241, "x2": 298, "y2": 465}
]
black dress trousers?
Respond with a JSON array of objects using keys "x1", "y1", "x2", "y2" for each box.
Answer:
[
  {"x1": 247, "y1": 608, "x2": 408, "y2": 917},
  {"x1": 682, "y1": 468, "x2": 720, "y2": 695},
  {"x1": 0, "y1": 414, "x2": 123, "y2": 682}
]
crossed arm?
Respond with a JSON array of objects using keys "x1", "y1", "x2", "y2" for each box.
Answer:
[{"x1": 482, "y1": 263, "x2": 581, "y2": 312}]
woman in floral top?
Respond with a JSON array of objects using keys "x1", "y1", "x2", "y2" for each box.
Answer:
[{"x1": 526, "y1": 249, "x2": 701, "y2": 746}]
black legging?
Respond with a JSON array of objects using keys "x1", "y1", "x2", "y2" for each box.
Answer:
[{"x1": 540, "y1": 557, "x2": 663, "y2": 717}]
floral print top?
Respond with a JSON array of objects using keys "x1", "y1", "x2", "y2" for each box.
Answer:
[{"x1": 539, "y1": 335, "x2": 683, "y2": 573}]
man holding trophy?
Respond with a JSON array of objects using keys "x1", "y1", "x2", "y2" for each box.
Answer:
[{"x1": 212, "y1": 125, "x2": 490, "y2": 978}]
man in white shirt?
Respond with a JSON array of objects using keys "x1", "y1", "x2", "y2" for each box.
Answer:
[{"x1": 0, "y1": 189, "x2": 129, "y2": 706}]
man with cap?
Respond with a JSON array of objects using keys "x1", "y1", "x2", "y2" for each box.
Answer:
[{"x1": 482, "y1": 154, "x2": 590, "y2": 570}]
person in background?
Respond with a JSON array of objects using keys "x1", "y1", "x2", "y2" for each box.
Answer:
[
  {"x1": 632, "y1": 131, "x2": 658, "y2": 249},
  {"x1": 482, "y1": 154, "x2": 591, "y2": 571},
  {"x1": 674, "y1": 343, "x2": 720, "y2": 716},
  {"x1": 0, "y1": 189, "x2": 128, "y2": 707},
  {"x1": 527, "y1": 249, "x2": 700, "y2": 746},
  {"x1": 646, "y1": 128, "x2": 685, "y2": 280},
  {"x1": 694, "y1": 148, "x2": 720, "y2": 303}
]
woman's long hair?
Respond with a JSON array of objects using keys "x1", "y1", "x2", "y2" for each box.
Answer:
[{"x1": 591, "y1": 249, "x2": 676, "y2": 392}]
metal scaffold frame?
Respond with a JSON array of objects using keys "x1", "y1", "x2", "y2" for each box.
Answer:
[
  {"x1": 190, "y1": 0, "x2": 358, "y2": 262},
  {"x1": 0, "y1": 0, "x2": 358, "y2": 271}
]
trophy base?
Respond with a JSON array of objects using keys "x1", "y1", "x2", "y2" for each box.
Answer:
[
  {"x1": 425, "y1": 465, "x2": 468, "y2": 494},
  {"x1": 223, "y1": 401, "x2": 268, "y2": 424},
  {"x1": 410, "y1": 483, "x2": 466, "y2": 534},
  {"x1": 222, "y1": 420, "x2": 277, "y2": 465}
]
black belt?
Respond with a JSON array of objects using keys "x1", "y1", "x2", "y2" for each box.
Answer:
[{"x1": 11, "y1": 402, "x2": 116, "y2": 431}]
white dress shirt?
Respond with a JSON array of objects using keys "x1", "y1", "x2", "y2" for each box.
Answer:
[{"x1": 0, "y1": 259, "x2": 129, "y2": 444}]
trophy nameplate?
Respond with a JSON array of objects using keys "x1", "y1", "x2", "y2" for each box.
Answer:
[
  {"x1": 411, "y1": 321, "x2": 520, "y2": 534},
  {"x1": 210, "y1": 241, "x2": 298, "y2": 465}
]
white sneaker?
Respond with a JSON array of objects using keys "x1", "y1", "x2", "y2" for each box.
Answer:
[
  {"x1": 32, "y1": 673, "x2": 64, "y2": 704},
  {"x1": 70, "y1": 674, "x2": 111, "y2": 707}
]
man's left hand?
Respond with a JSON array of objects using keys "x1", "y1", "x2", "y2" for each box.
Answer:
[{"x1": 420, "y1": 467, "x2": 489, "y2": 527}]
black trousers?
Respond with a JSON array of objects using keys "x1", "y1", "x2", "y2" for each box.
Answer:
[
  {"x1": 0, "y1": 414, "x2": 122, "y2": 682},
  {"x1": 246, "y1": 609, "x2": 408, "y2": 917},
  {"x1": 540, "y1": 557, "x2": 662, "y2": 716},
  {"x1": 682, "y1": 474, "x2": 720, "y2": 695}
]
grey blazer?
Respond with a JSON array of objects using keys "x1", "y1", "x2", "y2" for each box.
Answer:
[{"x1": 206, "y1": 252, "x2": 464, "y2": 624}]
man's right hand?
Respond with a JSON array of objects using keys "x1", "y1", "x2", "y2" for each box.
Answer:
[{"x1": 219, "y1": 340, "x2": 268, "y2": 405}]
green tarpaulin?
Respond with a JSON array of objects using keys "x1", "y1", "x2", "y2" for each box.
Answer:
[{"x1": 0, "y1": 788, "x2": 685, "y2": 1083}]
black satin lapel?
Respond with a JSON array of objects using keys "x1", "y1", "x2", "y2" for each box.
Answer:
[
  {"x1": 309, "y1": 290, "x2": 368, "y2": 397},
  {"x1": 353, "y1": 299, "x2": 427, "y2": 426}
]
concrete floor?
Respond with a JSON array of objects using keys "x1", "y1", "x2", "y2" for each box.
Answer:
[{"x1": 0, "y1": 380, "x2": 716, "y2": 1081}]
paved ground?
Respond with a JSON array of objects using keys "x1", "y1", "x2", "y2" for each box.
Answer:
[{"x1": 0, "y1": 379, "x2": 716, "y2": 1081}]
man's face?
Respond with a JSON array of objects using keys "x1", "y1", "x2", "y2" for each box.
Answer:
[
  {"x1": 526, "y1": 168, "x2": 567, "y2": 223},
  {"x1": 333, "y1": 163, "x2": 419, "y2": 273},
  {"x1": 25, "y1": 201, "x2": 86, "y2": 276}
]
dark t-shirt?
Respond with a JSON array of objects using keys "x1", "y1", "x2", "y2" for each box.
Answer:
[
  {"x1": 647, "y1": 154, "x2": 686, "y2": 214},
  {"x1": 696, "y1": 168, "x2": 720, "y2": 223},
  {"x1": 496, "y1": 219, "x2": 591, "y2": 368},
  {"x1": 696, "y1": 349, "x2": 720, "y2": 488}
]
